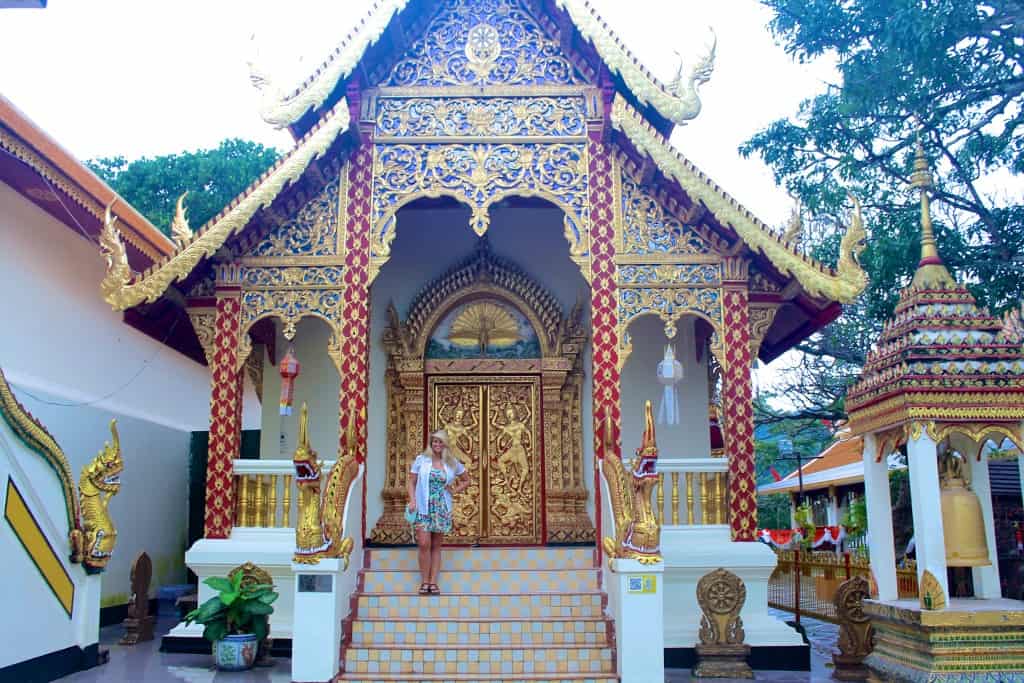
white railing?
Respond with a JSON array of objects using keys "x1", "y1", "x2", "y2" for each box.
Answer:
[{"x1": 654, "y1": 458, "x2": 729, "y2": 527}]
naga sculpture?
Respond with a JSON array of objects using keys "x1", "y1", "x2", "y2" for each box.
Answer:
[
  {"x1": 667, "y1": 30, "x2": 717, "y2": 122},
  {"x1": 600, "y1": 401, "x2": 662, "y2": 564},
  {"x1": 292, "y1": 403, "x2": 359, "y2": 567},
  {"x1": 73, "y1": 420, "x2": 124, "y2": 573},
  {"x1": 169, "y1": 191, "x2": 193, "y2": 249}
]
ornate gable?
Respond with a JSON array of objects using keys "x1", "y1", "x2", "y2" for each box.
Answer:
[
  {"x1": 242, "y1": 166, "x2": 343, "y2": 259},
  {"x1": 379, "y1": 0, "x2": 588, "y2": 88}
]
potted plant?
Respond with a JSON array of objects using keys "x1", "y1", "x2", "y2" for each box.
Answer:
[{"x1": 184, "y1": 571, "x2": 278, "y2": 671}]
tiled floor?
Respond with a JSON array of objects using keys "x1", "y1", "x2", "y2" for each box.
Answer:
[{"x1": 55, "y1": 611, "x2": 839, "y2": 682}]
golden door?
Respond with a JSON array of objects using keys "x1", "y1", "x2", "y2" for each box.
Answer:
[{"x1": 427, "y1": 376, "x2": 542, "y2": 545}]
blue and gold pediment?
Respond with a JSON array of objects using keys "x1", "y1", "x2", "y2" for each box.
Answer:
[{"x1": 380, "y1": 0, "x2": 588, "y2": 88}]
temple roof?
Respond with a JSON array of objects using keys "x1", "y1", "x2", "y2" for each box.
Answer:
[
  {"x1": 847, "y1": 145, "x2": 1024, "y2": 435},
  {"x1": 756, "y1": 431, "x2": 868, "y2": 496},
  {"x1": 252, "y1": 0, "x2": 714, "y2": 133},
  {"x1": 97, "y1": 0, "x2": 867, "y2": 329},
  {"x1": 0, "y1": 94, "x2": 173, "y2": 271}
]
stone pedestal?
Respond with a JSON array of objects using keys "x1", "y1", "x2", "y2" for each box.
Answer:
[
  {"x1": 291, "y1": 559, "x2": 346, "y2": 683},
  {"x1": 662, "y1": 526, "x2": 807, "y2": 668},
  {"x1": 864, "y1": 597, "x2": 1024, "y2": 682},
  {"x1": 609, "y1": 558, "x2": 665, "y2": 683}
]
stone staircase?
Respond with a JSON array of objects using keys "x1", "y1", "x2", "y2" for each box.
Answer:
[{"x1": 337, "y1": 546, "x2": 618, "y2": 682}]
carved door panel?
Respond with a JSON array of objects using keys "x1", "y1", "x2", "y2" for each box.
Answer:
[
  {"x1": 428, "y1": 382, "x2": 484, "y2": 543},
  {"x1": 427, "y1": 376, "x2": 541, "y2": 545}
]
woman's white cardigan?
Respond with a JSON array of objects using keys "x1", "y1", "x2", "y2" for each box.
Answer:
[{"x1": 410, "y1": 454, "x2": 466, "y2": 515}]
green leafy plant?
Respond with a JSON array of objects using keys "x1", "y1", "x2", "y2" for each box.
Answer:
[
  {"x1": 842, "y1": 497, "x2": 868, "y2": 538},
  {"x1": 184, "y1": 573, "x2": 278, "y2": 643},
  {"x1": 794, "y1": 500, "x2": 816, "y2": 551}
]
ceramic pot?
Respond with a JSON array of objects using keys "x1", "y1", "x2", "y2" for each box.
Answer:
[{"x1": 214, "y1": 633, "x2": 258, "y2": 671}]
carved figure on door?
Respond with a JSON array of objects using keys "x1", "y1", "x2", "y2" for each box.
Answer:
[{"x1": 495, "y1": 406, "x2": 530, "y2": 490}]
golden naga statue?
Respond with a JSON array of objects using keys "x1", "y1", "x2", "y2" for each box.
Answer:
[
  {"x1": 71, "y1": 420, "x2": 124, "y2": 573},
  {"x1": 601, "y1": 401, "x2": 663, "y2": 565},
  {"x1": 292, "y1": 403, "x2": 359, "y2": 567}
]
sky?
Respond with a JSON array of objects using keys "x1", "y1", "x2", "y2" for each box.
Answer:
[{"x1": 0, "y1": 0, "x2": 837, "y2": 230}]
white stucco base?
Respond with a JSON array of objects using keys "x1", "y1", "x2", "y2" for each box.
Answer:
[
  {"x1": 609, "y1": 558, "x2": 665, "y2": 683},
  {"x1": 662, "y1": 526, "x2": 804, "y2": 648},
  {"x1": 291, "y1": 558, "x2": 347, "y2": 683}
]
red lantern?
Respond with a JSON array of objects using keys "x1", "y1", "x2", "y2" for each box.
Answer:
[{"x1": 279, "y1": 347, "x2": 301, "y2": 416}]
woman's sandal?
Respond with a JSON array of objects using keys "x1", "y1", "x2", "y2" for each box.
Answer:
[
  {"x1": 418, "y1": 583, "x2": 430, "y2": 595},
  {"x1": 428, "y1": 583, "x2": 441, "y2": 595}
]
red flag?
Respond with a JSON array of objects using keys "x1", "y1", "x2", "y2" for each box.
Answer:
[{"x1": 769, "y1": 466, "x2": 782, "y2": 482}]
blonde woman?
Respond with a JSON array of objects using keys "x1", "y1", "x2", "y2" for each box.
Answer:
[{"x1": 407, "y1": 430, "x2": 468, "y2": 595}]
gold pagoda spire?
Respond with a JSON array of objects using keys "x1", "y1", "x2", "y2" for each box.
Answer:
[{"x1": 910, "y1": 140, "x2": 956, "y2": 289}]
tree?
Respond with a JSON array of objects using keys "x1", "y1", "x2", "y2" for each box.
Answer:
[
  {"x1": 88, "y1": 139, "x2": 280, "y2": 236},
  {"x1": 742, "y1": 0, "x2": 1024, "y2": 421}
]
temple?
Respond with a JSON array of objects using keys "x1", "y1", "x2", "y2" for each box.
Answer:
[{"x1": 39, "y1": 0, "x2": 872, "y2": 679}]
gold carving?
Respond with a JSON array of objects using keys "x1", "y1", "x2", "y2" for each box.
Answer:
[
  {"x1": 170, "y1": 191, "x2": 193, "y2": 249},
  {"x1": 0, "y1": 366, "x2": 81, "y2": 547},
  {"x1": 748, "y1": 305, "x2": 778, "y2": 362},
  {"x1": 186, "y1": 308, "x2": 217, "y2": 366},
  {"x1": 920, "y1": 569, "x2": 947, "y2": 610},
  {"x1": 77, "y1": 420, "x2": 124, "y2": 573},
  {"x1": 449, "y1": 301, "x2": 522, "y2": 352},
  {"x1": 693, "y1": 567, "x2": 752, "y2": 679},
  {"x1": 600, "y1": 402, "x2": 662, "y2": 564},
  {"x1": 101, "y1": 102, "x2": 351, "y2": 310},
  {"x1": 248, "y1": 2, "x2": 406, "y2": 127},
  {"x1": 832, "y1": 575, "x2": 874, "y2": 681},
  {"x1": 610, "y1": 96, "x2": 868, "y2": 303},
  {"x1": 782, "y1": 200, "x2": 802, "y2": 246},
  {"x1": 292, "y1": 404, "x2": 360, "y2": 568}
]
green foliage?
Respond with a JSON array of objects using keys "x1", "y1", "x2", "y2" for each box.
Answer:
[
  {"x1": 793, "y1": 500, "x2": 816, "y2": 550},
  {"x1": 184, "y1": 572, "x2": 278, "y2": 643},
  {"x1": 841, "y1": 496, "x2": 868, "y2": 538},
  {"x1": 757, "y1": 493, "x2": 791, "y2": 529},
  {"x1": 743, "y1": 0, "x2": 1024, "y2": 422},
  {"x1": 87, "y1": 139, "x2": 280, "y2": 236}
]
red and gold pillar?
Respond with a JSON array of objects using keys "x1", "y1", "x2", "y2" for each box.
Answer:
[
  {"x1": 587, "y1": 130, "x2": 620, "y2": 453},
  {"x1": 204, "y1": 268, "x2": 244, "y2": 538},
  {"x1": 721, "y1": 257, "x2": 756, "y2": 540},
  {"x1": 338, "y1": 144, "x2": 373, "y2": 460}
]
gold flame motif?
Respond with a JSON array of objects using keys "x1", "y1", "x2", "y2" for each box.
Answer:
[{"x1": 448, "y1": 302, "x2": 521, "y2": 353}]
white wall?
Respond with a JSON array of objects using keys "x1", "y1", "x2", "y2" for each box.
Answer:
[
  {"x1": 620, "y1": 315, "x2": 711, "y2": 460},
  {"x1": 259, "y1": 318, "x2": 341, "y2": 461},
  {"x1": 367, "y1": 203, "x2": 595, "y2": 533},
  {"x1": 0, "y1": 181, "x2": 258, "y2": 611}
]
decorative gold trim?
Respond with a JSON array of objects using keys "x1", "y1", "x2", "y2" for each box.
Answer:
[
  {"x1": 919, "y1": 569, "x2": 947, "y2": 610},
  {"x1": 249, "y1": 0, "x2": 409, "y2": 128},
  {"x1": 100, "y1": 102, "x2": 352, "y2": 311},
  {"x1": 849, "y1": 392, "x2": 1024, "y2": 436},
  {"x1": 0, "y1": 366, "x2": 81, "y2": 540},
  {"x1": 609, "y1": 96, "x2": 868, "y2": 303},
  {"x1": 553, "y1": 0, "x2": 714, "y2": 125},
  {"x1": 186, "y1": 307, "x2": 217, "y2": 366}
]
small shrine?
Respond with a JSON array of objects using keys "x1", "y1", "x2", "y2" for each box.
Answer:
[{"x1": 846, "y1": 144, "x2": 1024, "y2": 682}]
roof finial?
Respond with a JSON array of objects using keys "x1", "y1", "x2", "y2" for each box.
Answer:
[{"x1": 910, "y1": 138, "x2": 955, "y2": 289}]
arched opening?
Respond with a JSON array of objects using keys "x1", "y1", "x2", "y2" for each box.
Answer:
[{"x1": 366, "y1": 196, "x2": 593, "y2": 544}]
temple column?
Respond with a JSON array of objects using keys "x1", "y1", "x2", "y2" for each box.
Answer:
[
  {"x1": 906, "y1": 428, "x2": 950, "y2": 604},
  {"x1": 966, "y1": 444, "x2": 1001, "y2": 598},
  {"x1": 337, "y1": 145, "x2": 373, "y2": 452},
  {"x1": 587, "y1": 130, "x2": 620, "y2": 556},
  {"x1": 721, "y1": 257, "x2": 757, "y2": 541},
  {"x1": 826, "y1": 485, "x2": 839, "y2": 526},
  {"x1": 204, "y1": 265, "x2": 244, "y2": 539},
  {"x1": 863, "y1": 433, "x2": 898, "y2": 600}
]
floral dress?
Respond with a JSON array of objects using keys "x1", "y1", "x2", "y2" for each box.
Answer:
[{"x1": 414, "y1": 468, "x2": 452, "y2": 534}]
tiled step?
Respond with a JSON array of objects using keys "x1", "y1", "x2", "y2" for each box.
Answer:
[
  {"x1": 336, "y1": 676, "x2": 618, "y2": 682},
  {"x1": 367, "y1": 546, "x2": 594, "y2": 570},
  {"x1": 360, "y1": 568, "x2": 598, "y2": 593},
  {"x1": 354, "y1": 592, "x2": 604, "y2": 619},
  {"x1": 350, "y1": 617, "x2": 611, "y2": 646},
  {"x1": 342, "y1": 644, "x2": 615, "y2": 677}
]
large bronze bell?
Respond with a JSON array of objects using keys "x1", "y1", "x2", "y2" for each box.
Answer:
[{"x1": 939, "y1": 450, "x2": 991, "y2": 567}]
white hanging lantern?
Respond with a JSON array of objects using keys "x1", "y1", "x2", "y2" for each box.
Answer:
[{"x1": 656, "y1": 344, "x2": 684, "y2": 425}]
